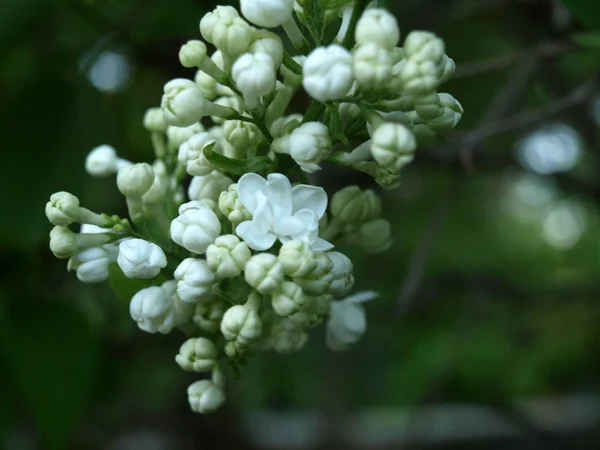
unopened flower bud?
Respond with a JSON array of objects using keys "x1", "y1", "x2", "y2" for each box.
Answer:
[
  {"x1": 85, "y1": 145, "x2": 131, "y2": 178},
  {"x1": 270, "y1": 114, "x2": 302, "y2": 138},
  {"x1": 200, "y1": 6, "x2": 239, "y2": 42},
  {"x1": 250, "y1": 29, "x2": 284, "y2": 66},
  {"x1": 244, "y1": 253, "x2": 284, "y2": 294},
  {"x1": 438, "y1": 55, "x2": 456, "y2": 84},
  {"x1": 241, "y1": 0, "x2": 294, "y2": 28},
  {"x1": 370, "y1": 122, "x2": 416, "y2": 170},
  {"x1": 171, "y1": 201, "x2": 221, "y2": 254},
  {"x1": 286, "y1": 121, "x2": 331, "y2": 173},
  {"x1": 206, "y1": 234, "x2": 251, "y2": 278},
  {"x1": 404, "y1": 31, "x2": 444, "y2": 64},
  {"x1": 426, "y1": 93, "x2": 463, "y2": 133},
  {"x1": 143, "y1": 107, "x2": 167, "y2": 132},
  {"x1": 201, "y1": 8, "x2": 253, "y2": 57},
  {"x1": 49, "y1": 226, "x2": 112, "y2": 259},
  {"x1": 218, "y1": 183, "x2": 252, "y2": 224},
  {"x1": 294, "y1": 252, "x2": 334, "y2": 296},
  {"x1": 167, "y1": 123, "x2": 204, "y2": 151},
  {"x1": 303, "y1": 45, "x2": 353, "y2": 101},
  {"x1": 174, "y1": 258, "x2": 216, "y2": 302},
  {"x1": 193, "y1": 297, "x2": 226, "y2": 333},
  {"x1": 117, "y1": 163, "x2": 154, "y2": 198},
  {"x1": 221, "y1": 304, "x2": 262, "y2": 345},
  {"x1": 187, "y1": 380, "x2": 225, "y2": 414},
  {"x1": 161, "y1": 78, "x2": 207, "y2": 127},
  {"x1": 129, "y1": 284, "x2": 176, "y2": 334},
  {"x1": 179, "y1": 40, "x2": 208, "y2": 68},
  {"x1": 223, "y1": 120, "x2": 262, "y2": 150},
  {"x1": 232, "y1": 52, "x2": 276, "y2": 109},
  {"x1": 195, "y1": 70, "x2": 218, "y2": 100},
  {"x1": 287, "y1": 295, "x2": 319, "y2": 328},
  {"x1": 358, "y1": 218, "x2": 392, "y2": 253},
  {"x1": 355, "y1": 8, "x2": 400, "y2": 50},
  {"x1": 327, "y1": 251, "x2": 354, "y2": 296},
  {"x1": 353, "y1": 43, "x2": 393, "y2": 92},
  {"x1": 117, "y1": 238, "x2": 167, "y2": 279},
  {"x1": 188, "y1": 171, "x2": 233, "y2": 203},
  {"x1": 45, "y1": 191, "x2": 80, "y2": 226},
  {"x1": 175, "y1": 337, "x2": 218, "y2": 372},
  {"x1": 278, "y1": 240, "x2": 317, "y2": 277},
  {"x1": 331, "y1": 186, "x2": 382, "y2": 225},
  {"x1": 270, "y1": 319, "x2": 308, "y2": 354},
  {"x1": 272, "y1": 281, "x2": 306, "y2": 317},
  {"x1": 67, "y1": 245, "x2": 116, "y2": 283},
  {"x1": 178, "y1": 132, "x2": 216, "y2": 176}
]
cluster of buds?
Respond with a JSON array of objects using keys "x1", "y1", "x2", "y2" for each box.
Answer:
[{"x1": 44, "y1": 0, "x2": 461, "y2": 414}]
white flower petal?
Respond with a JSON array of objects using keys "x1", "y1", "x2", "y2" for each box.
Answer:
[
  {"x1": 311, "y1": 237, "x2": 334, "y2": 251},
  {"x1": 345, "y1": 290, "x2": 378, "y2": 304},
  {"x1": 266, "y1": 173, "x2": 293, "y2": 217},
  {"x1": 236, "y1": 220, "x2": 277, "y2": 251},
  {"x1": 238, "y1": 173, "x2": 268, "y2": 214},
  {"x1": 292, "y1": 185, "x2": 328, "y2": 218},
  {"x1": 253, "y1": 191, "x2": 275, "y2": 233},
  {"x1": 273, "y1": 215, "x2": 304, "y2": 237}
]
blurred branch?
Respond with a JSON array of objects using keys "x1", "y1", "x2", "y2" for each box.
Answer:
[{"x1": 454, "y1": 42, "x2": 573, "y2": 78}]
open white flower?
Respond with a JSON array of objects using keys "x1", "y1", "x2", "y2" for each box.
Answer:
[
  {"x1": 235, "y1": 173, "x2": 333, "y2": 251},
  {"x1": 326, "y1": 291, "x2": 378, "y2": 351}
]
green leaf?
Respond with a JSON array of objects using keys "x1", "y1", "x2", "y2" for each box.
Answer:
[
  {"x1": 572, "y1": 31, "x2": 600, "y2": 48},
  {"x1": 203, "y1": 144, "x2": 274, "y2": 176},
  {"x1": 108, "y1": 263, "x2": 165, "y2": 304},
  {"x1": 0, "y1": 301, "x2": 101, "y2": 450}
]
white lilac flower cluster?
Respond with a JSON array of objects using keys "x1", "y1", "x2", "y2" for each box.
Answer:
[{"x1": 44, "y1": 0, "x2": 461, "y2": 414}]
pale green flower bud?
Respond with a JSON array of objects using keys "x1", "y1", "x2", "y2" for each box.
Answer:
[
  {"x1": 286, "y1": 121, "x2": 332, "y2": 173},
  {"x1": 398, "y1": 59, "x2": 440, "y2": 95},
  {"x1": 201, "y1": 7, "x2": 254, "y2": 58},
  {"x1": 438, "y1": 55, "x2": 455, "y2": 83},
  {"x1": 327, "y1": 251, "x2": 354, "y2": 297},
  {"x1": 50, "y1": 226, "x2": 112, "y2": 259},
  {"x1": 294, "y1": 252, "x2": 333, "y2": 296},
  {"x1": 375, "y1": 166, "x2": 401, "y2": 190},
  {"x1": 221, "y1": 304, "x2": 262, "y2": 345},
  {"x1": 174, "y1": 258, "x2": 216, "y2": 302},
  {"x1": 167, "y1": 123, "x2": 204, "y2": 151},
  {"x1": 413, "y1": 91, "x2": 443, "y2": 120},
  {"x1": 278, "y1": 240, "x2": 317, "y2": 277},
  {"x1": 117, "y1": 163, "x2": 154, "y2": 198},
  {"x1": 179, "y1": 40, "x2": 208, "y2": 68},
  {"x1": 403, "y1": 31, "x2": 445, "y2": 64},
  {"x1": 426, "y1": 93, "x2": 463, "y2": 133},
  {"x1": 193, "y1": 297, "x2": 226, "y2": 333},
  {"x1": 358, "y1": 218, "x2": 392, "y2": 253},
  {"x1": 271, "y1": 281, "x2": 306, "y2": 317},
  {"x1": 141, "y1": 161, "x2": 169, "y2": 205},
  {"x1": 206, "y1": 234, "x2": 251, "y2": 278},
  {"x1": 200, "y1": 6, "x2": 239, "y2": 42},
  {"x1": 244, "y1": 253, "x2": 284, "y2": 294},
  {"x1": 270, "y1": 319, "x2": 308, "y2": 354},
  {"x1": 187, "y1": 379, "x2": 225, "y2": 414},
  {"x1": 355, "y1": 8, "x2": 400, "y2": 50},
  {"x1": 143, "y1": 107, "x2": 167, "y2": 132},
  {"x1": 195, "y1": 70, "x2": 218, "y2": 100},
  {"x1": 161, "y1": 78, "x2": 207, "y2": 127},
  {"x1": 45, "y1": 191, "x2": 80, "y2": 226},
  {"x1": 178, "y1": 132, "x2": 216, "y2": 176},
  {"x1": 218, "y1": 183, "x2": 252, "y2": 224},
  {"x1": 287, "y1": 295, "x2": 319, "y2": 328},
  {"x1": 353, "y1": 43, "x2": 392, "y2": 92},
  {"x1": 175, "y1": 337, "x2": 218, "y2": 372},
  {"x1": 330, "y1": 186, "x2": 382, "y2": 225},
  {"x1": 188, "y1": 171, "x2": 233, "y2": 203},
  {"x1": 370, "y1": 122, "x2": 416, "y2": 170},
  {"x1": 269, "y1": 114, "x2": 302, "y2": 139},
  {"x1": 250, "y1": 29, "x2": 284, "y2": 67},
  {"x1": 223, "y1": 120, "x2": 262, "y2": 150}
]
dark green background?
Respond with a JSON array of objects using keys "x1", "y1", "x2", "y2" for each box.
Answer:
[{"x1": 2, "y1": 0, "x2": 600, "y2": 448}]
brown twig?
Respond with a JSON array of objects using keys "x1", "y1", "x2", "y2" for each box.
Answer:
[{"x1": 453, "y1": 42, "x2": 573, "y2": 78}]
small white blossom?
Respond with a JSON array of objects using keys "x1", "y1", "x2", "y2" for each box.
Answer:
[
  {"x1": 188, "y1": 171, "x2": 233, "y2": 203},
  {"x1": 240, "y1": 0, "x2": 294, "y2": 28},
  {"x1": 178, "y1": 132, "x2": 216, "y2": 176},
  {"x1": 206, "y1": 234, "x2": 251, "y2": 278},
  {"x1": 303, "y1": 45, "x2": 353, "y2": 101},
  {"x1": 232, "y1": 52, "x2": 276, "y2": 109},
  {"x1": 370, "y1": 122, "x2": 416, "y2": 170},
  {"x1": 116, "y1": 163, "x2": 154, "y2": 198},
  {"x1": 270, "y1": 319, "x2": 308, "y2": 354},
  {"x1": 67, "y1": 245, "x2": 117, "y2": 283},
  {"x1": 221, "y1": 303, "x2": 262, "y2": 345},
  {"x1": 271, "y1": 281, "x2": 305, "y2": 317},
  {"x1": 117, "y1": 238, "x2": 167, "y2": 279},
  {"x1": 235, "y1": 173, "x2": 332, "y2": 251},
  {"x1": 200, "y1": 7, "x2": 253, "y2": 57},
  {"x1": 175, "y1": 337, "x2": 218, "y2": 372},
  {"x1": 326, "y1": 291, "x2": 377, "y2": 351},
  {"x1": 278, "y1": 240, "x2": 317, "y2": 277},
  {"x1": 286, "y1": 121, "x2": 331, "y2": 173},
  {"x1": 193, "y1": 298, "x2": 226, "y2": 333},
  {"x1": 327, "y1": 251, "x2": 354, "y2": 297},
  {"x1": 171, "y1": 201, "x2": 221, "y2": 254},
  {"x1": 85, "y1": 145, "x2": 131, "y2": 178},
  {"x1": 355, "y1": 8, "x2": 400, "y2": 50},
  {"x1": 174, "y1": 258, "x2": 216, "y2": 303},
  {"x1": 244, "y1": 253, "x2": 284, "y2": 294},
  {"x1": 187, "y1": 380, "x2": 225, "y2": 414}
]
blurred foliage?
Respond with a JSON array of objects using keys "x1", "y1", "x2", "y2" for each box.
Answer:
[{"x1": 1, "y1": 0, "x2": 600, "y2": 448}]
